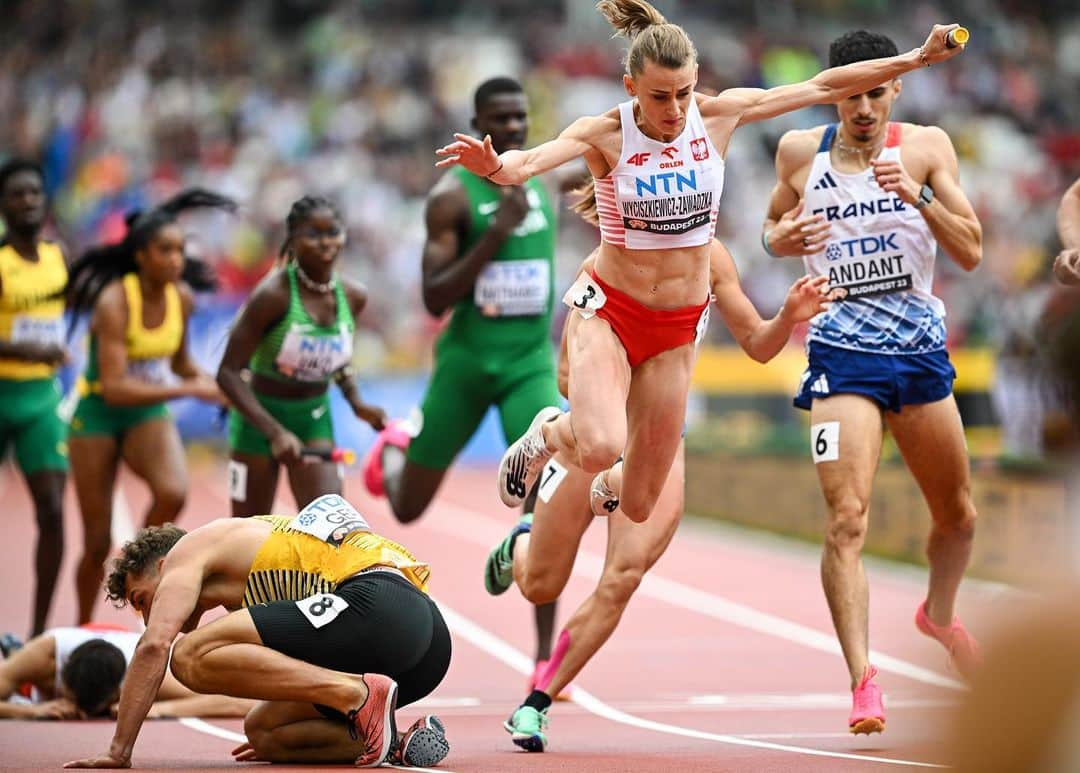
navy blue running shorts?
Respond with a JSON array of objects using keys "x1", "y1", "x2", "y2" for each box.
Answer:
[{"x1": 794, "y1": 341, "x2": 956, "y2": 413}]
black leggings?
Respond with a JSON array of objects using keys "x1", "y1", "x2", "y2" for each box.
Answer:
[{"x1": 249, "y1": 571, "x2": 452, "y2": 708}]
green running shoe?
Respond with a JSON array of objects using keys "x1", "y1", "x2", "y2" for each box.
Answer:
[
  {"x1": 483, "y1": 513, "x2": 533, "y2": 596},
  {"x1": 503, "y1": 704, "x2": 548, "y2": 752}
]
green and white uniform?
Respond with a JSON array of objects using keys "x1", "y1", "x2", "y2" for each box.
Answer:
[
  {"x1": 0, "y1": 241, "x2": 68, "y2": 473},
  {"x1": 228, "y1": 263, "x2": 354, "y2": 456},
  {"x1": 407, "y1": 168, "x2": 560, "y2": 469}
]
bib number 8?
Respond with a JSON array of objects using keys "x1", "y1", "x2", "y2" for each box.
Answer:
[{"x1": 296, "y1": 592, "x2": 348, "y2": 629}]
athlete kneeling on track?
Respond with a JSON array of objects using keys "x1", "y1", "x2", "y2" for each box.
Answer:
[
  {"x1": 63, "y1": 495, "x2": 451, "y2": 769},
  {"x1": 485, "y1": 220, "x2": 837, "y2": 752}
]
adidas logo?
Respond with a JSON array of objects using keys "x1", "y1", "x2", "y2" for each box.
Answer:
[
  {"x1": 809, "y1": 374, "x2": 830, "y2": 394},
  {"x1": 813, "y1": 172, "x2": 838, "y2": 191}
]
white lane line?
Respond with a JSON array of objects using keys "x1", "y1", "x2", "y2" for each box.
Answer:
[
  {"x1": 178, "y1": 718, "x2": 453, "y2": 772},
  {"x1": 178, "y1": 717, "x2": 242, "y2": 742},
  {"x1": 688, "y1": 694, "x2": 955, "y2": 710},
  {"x1": 437, "y1": 599, "x2": 946, "y2": 769},
  {"x1": 428, "y1": 500, "x2": 965, "y2": 691}
]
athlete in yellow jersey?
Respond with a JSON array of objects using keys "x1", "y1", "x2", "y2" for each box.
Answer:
[
  {"x1": 64, "y1": 190, "x2": 233, "y2": 624},
  {"x1": 0, "y1": 158, "x2": 69, "y2": 636},
  {"x1": 64, "y1": 495, "x2": 451, "y2": 770}
]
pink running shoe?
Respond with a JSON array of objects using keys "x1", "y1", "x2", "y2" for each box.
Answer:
[
  {"x1": 915, "y1": 600, "x2": 982, "y2": 679},
  {"x1": 361, "y1": 419, "x2": 412, "y2": 497},
  {"x1": 348, "y1": 673, "x2": 399, "y2": 767},
  {"x1": 849, "y1": 665, "x2": 885, "y2": 735}
]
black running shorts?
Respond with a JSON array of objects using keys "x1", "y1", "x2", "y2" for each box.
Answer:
[{"x1": 248, "y1": 571, "x2": 451, "y2": 708}]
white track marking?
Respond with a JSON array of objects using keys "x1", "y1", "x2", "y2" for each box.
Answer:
[
  {"x1": 178, "y1": 718, "x2": 452, "y2": 772},
  {"x1": 688, "y1": 694, "x2": 954, "y2": 710},
  {"x1": 179, "y1": 717, "x2": 243, "y2": 742},
  {"x1": 437, "y1": 600, "x2": 946, "y2": 768},
  {"x1": 429, "y1": 500, "x2": 965, "y2": 690}
]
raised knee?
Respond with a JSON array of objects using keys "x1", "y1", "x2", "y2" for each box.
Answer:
[
  {"x1": 597, "y1": 565, "x2": 644, "y2": 609},
  {"x1": 520, "y1": 568, "x2": 562, "y2": 606},
  {"x1": 619, "y1": 499, "x2": 652, "y2": 523},
  {"x1": 169, "y1": 635, "x2": 206, "y2": 691},
  {"x1": 574, "y1": 431, "x2": 622, "y2": 474}
]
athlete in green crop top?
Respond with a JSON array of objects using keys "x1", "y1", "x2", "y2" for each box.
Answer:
[
  {"x1": 361, "y1": 78, "x2": 587, "y2": 686},
  {"x1": 217, "y1": 196, "x2": 386, "y2": 517}
]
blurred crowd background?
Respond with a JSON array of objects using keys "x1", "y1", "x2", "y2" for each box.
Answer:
[{"x1": 2, "y1": 0, "x2": 1079, "y2": 458}]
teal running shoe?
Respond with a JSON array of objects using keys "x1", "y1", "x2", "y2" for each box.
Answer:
[
  {"x1": 503, "y1": 704, "x2": 548, "y2": 752},
  {"x1": 483, "y1": 513, "x2": 533, "y2": 596}
]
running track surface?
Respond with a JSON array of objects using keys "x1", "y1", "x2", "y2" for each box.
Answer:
[{"x1": 0, "y1": 457, "x2": 1013, "y2": 771}]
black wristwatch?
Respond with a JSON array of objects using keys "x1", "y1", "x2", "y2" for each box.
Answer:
[{"x1": 914, "y1": 183, "x2": 934, "y2": 210}]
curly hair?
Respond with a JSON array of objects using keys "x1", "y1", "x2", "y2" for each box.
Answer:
[{"x1": 105, "y1": 524, "x2": 187, "y2": 605}]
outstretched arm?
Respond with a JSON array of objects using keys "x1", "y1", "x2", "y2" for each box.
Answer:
[
  {"x1": 710, "y1": 241, "x2": 835, "y2": 363},
  {"x1": 66, "y1": 555, "x2": 203, "y2": 767},
  {"x1": 1054, "y1": 178, "x2": 1080, "y2": 285},
  {"x1": 705, "y1": 24, "x2": 965, "y2": 127},
  {"x1": 435, "y1": 116, "x2": 603, "y2": 185}
]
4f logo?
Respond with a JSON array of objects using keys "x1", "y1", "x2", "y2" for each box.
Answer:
[
  {"x1": 627, "y1": 152, "x2": 651, "y2": 166},
  {"x1": 691, "y1": 138, "x2": 709, "y2": 161}
]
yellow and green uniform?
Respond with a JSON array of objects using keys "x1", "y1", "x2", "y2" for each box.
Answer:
[
  {"x1": 228, "y1": 263, "x2": 354, "y2": 456},
  {"x1": 242, "y1": 496, "x2": 450, "y2": 708},
  {"x1": 0, "y1": 241, "x2": 69, "y2": 473},
  {"x1": 70, "y1": 273, "x2": 183, "y2": 438},
  {"x1": 243, "y1": 514, "x2": 430, "y2": 606},
  {"x1": 407, "y1": 168, "x2": 561, "y2": 469}
]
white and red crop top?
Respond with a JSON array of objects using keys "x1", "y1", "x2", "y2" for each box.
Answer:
[{"x1": 594, "y1": 97, "x2": 724, "y2": 249}]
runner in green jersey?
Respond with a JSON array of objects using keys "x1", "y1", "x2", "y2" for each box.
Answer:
[
  {"x1": 363, "y1": 77, "x2": 586, "y2": 684},
  {"x1": 218, "y1": 196, "x2": 386, "y2": 517},
  {"x1": 0, "y1": 158, "x2": 69, "y2": 636}
]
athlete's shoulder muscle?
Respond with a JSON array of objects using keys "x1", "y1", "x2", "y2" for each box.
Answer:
[{"x1": 776, "y1": 128, "x2": 823, "y2": 176}]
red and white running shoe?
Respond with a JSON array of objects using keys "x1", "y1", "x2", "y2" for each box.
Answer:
[
  {"x1": 361, "y1": 419, "x2": 412, "y2": 497},
  {"x1": 348, "y1": 674, "x2": 398, "y2": 767}
]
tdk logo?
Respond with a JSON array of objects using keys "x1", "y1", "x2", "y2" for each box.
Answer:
[
  {"x1": 635, "y1": 170, "x2": 697, "y2": 197},
  {"x1": 829, "y1": 232, "x2": 900, "y2": 259}
]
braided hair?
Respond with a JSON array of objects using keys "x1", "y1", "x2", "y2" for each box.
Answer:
[
  {"x1": 66, "y1": 188, "x2": 236, "y2": 334},
  {"x1": 278, "y1": 195, "x2": 342, "y2": 263}
]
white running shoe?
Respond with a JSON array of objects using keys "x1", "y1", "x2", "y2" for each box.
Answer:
[
  {"x1": 589, "y1": 465, "x2": 621, "y2": 516},
  {"x1": 498, "y1": 406, "x2": 561, "y2": 507}
]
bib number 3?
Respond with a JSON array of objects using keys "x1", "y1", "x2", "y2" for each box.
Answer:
[{"x1": 562, "y1": 275, "x2": 607, "y2": 320}]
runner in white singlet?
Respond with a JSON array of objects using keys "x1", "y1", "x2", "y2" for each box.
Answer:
[{"x1": 762, "y1": 29, "x2": 983, "y2": 735}]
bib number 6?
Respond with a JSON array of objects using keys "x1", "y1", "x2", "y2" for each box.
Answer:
[{"x1": 810, "y1": 421, "x2": 840, "y2": 464}]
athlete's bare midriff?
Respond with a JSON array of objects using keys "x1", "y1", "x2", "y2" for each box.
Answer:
[{"x1": 594, "y1": 240, "x2": 710, "y2": 308}]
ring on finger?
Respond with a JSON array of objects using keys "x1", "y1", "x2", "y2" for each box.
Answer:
[{"x1": 802, "y1": 237, "x2": 810, "y2": 247}]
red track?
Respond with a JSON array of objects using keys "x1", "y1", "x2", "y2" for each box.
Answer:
[{"x1": 0, "y1": 458, "x2": 1008, "y2": 770}]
